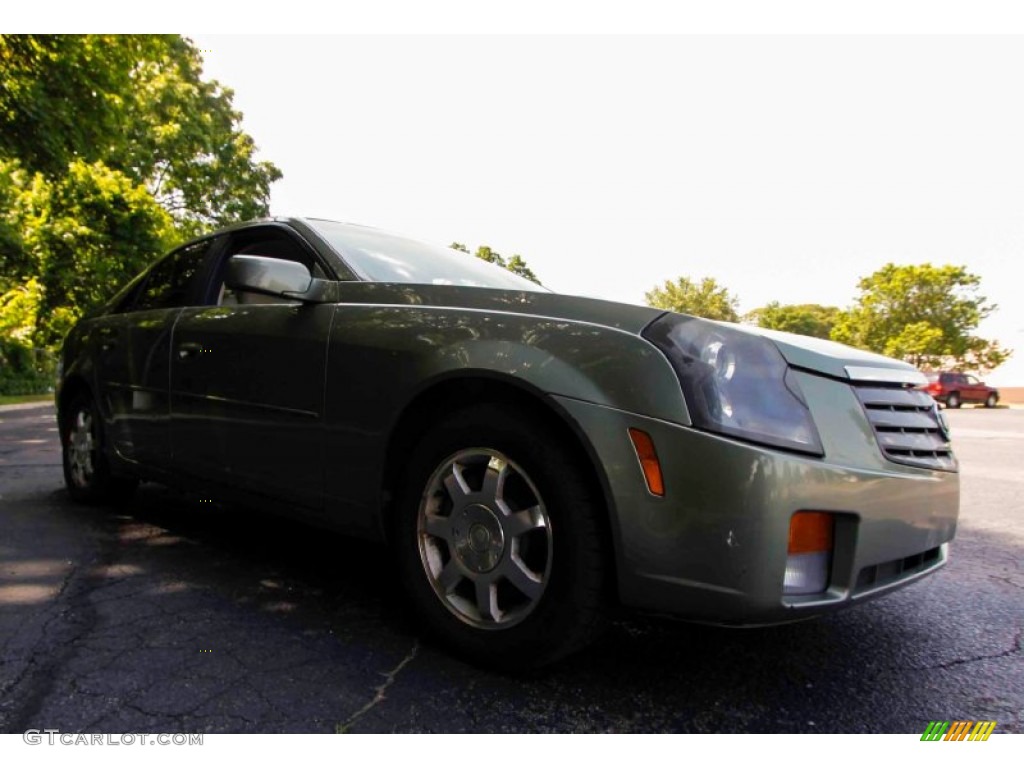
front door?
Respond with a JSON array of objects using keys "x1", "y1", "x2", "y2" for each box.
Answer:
[{"x1": 169, "y1": 226, "x2": 334, "y2": 510}]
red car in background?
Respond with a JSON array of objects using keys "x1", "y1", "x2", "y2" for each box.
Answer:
[{"x1": 923, "y1": 371, "x2": 1000, "y2": 408}]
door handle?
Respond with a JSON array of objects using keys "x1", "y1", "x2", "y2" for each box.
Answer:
[
  {"x1": 97, "y1": 327, "x2": 118, "y2": 352},
  {"x1": 177, "y1": 342, "x2": 203, "y2": 361}
]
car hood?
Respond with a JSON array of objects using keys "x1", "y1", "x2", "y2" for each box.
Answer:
[
  {"x1": 727, "y1": 323, "x2": 927, "y2": 385},
  {"x1": 330, "y1": 282, "x2": 925, "y2": 385}
]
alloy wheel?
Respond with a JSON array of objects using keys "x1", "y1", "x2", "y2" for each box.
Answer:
[
  {"x1": 67, "y1": 407, "x2": 96, "y2": 489},
  {"x1": 417, "y1": 448, "x2": 553, "y2": 629}
]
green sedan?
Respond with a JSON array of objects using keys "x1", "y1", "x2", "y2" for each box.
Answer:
[{"x1": 57, "y1": 217, "x2": 959, "y2": 668}]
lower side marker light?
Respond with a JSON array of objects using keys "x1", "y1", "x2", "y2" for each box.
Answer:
[{"x1": 627, "y1": 428, "x2": 664, "y2": 497}]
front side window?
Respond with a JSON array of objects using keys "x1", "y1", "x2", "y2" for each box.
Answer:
[{"x1": 133, "y1": 241, "x2": 212, "y2": 312}]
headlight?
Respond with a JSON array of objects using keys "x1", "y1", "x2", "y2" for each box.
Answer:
[{"x1": 643, "y1": 314, "x2": 823, "y2": 456}]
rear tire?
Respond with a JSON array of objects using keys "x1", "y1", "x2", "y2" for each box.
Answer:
[
  {"x1": 394, "y1": 403, "x2": 609, "y2": 670},
  {"x1": 946, "y1": 392, "x2": 962, "y2": 409},
  {"x1": 61, "y1": 391, "x2": 137, "y2": 504},
  {"x1": 985, "y1": 393, "x2": 998, "y2": 408}
]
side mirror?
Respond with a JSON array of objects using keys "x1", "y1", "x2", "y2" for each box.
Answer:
[{"x1": 224, "y1": 255, "x2": 330, "y2": 302}]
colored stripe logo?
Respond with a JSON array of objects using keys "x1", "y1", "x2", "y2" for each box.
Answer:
[{"x1": 921, "y1": 721, "x2": 997, "y2": 741}]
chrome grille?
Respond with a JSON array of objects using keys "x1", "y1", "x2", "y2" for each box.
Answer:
[{"x1": 853, "y1": 385, "x2": 957, "y2": 472}]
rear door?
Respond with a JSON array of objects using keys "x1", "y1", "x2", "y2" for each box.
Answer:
[
  {"x1": 964, "y1": 375, "x2": 986, "y2": 404},
  {"x1": 96, "y1": 239, "x2": 216, "y2": 469},
  {"x1": 170, "y1": 225, "x2": 334, "y2": 510}
]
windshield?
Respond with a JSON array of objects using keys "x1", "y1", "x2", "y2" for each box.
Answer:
[{"x1": 308, "y1": 219, "x2": 548, "y2": 292}]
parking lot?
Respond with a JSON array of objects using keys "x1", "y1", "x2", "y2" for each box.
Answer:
[{"x1": 0, "y1": 403, "x2": 1021, "y2": 733}]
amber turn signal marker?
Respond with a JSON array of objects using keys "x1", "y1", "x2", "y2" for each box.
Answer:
[
  {"x1": 628, "y1": 428, "x2": 664, "y2": 497},
  {"x1": 788, "y1": 512, "x2": 834, "y2": 555}
]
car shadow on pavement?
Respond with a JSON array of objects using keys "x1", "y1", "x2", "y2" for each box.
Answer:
[{"x1": 3, "y1": 476, "x2": 1011, "y2": 734}]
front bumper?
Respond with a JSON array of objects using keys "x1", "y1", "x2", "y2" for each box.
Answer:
[{"x1": 553, "y1": 373, "x2": 959, "y2": 625}]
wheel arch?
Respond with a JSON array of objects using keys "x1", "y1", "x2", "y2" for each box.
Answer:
[
  {"x1": 56, "y1": 374, "x2": 92, "y2": 434},
  {"x1": 378, "y1": 372, "x2": 621, "y2": 596}
]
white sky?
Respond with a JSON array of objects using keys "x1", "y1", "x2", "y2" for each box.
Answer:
[{"x1": 190, "y1": 33, "x2": 1024, "y2": 384}]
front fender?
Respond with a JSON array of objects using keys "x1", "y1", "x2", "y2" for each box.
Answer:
[{"x1": 320, "y1": 304, "x2": 688, "y2": 534}]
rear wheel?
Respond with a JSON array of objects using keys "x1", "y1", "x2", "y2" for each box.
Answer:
[
  {"x1": 985, "y1": 393, "x2": 998, "y2": 408},
  {"x1": 61, "y1": 391, "x2": 137, "y2": 504},
  {"x1": 946, "y1": 392, "x2": 961, "y2": 409},
  {"x1": 394, "y1": 404, "x2": 609, "y2": 669}
]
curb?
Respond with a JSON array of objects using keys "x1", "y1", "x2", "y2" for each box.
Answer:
[
  {"x1": 0, "y1": 400, "x2": 54, "y2": 413},
  {"x1": 944, "y1": 404, "x2": 1024, "y2": 410}
]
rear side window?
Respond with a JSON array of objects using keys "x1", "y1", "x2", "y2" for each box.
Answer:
[{"x1": 132, "y1": 241, "x2": 212, "y2": 311}]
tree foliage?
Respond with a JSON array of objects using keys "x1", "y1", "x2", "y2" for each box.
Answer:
[
  {"x1": 745, "y1": 302, "x2": 840, "y2": 339},
  {"x1": 0, "y1": 158, "x2": 31, "y2": 284},
  {"x1": 830, "y1": 263, "x2": 1010, "y2": 372},
  {"x1": 0, "y1": 277, "x2": 43, "y2": 345},
  {"x1": 0, "y1": 35, "x2": 280, "y2": 234},
  {"x1": 0, "y1": 158, "x2": 175, "y2": 352},
  {"x1": 644, "y1": 276, "x2": 740, "y2": 322},
  {"x1": 0, "y1": 35, "x2": 147, "y2": 176},
  {"x1": 21, "y1": 160, "x2": 176, "y2": 346},
  {"x1": 449, "y1": 242, "x2": 541, "y2": 284},
  {"x1": 0, "y1": 277, "x2": 53, "y2": 395},
  {"x1": 0, "y1": 35, "x2": 280, "y2": 391}
]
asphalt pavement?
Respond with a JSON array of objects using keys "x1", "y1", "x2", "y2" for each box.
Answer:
[{"x1": 0, "y1": 403, "x2": 1021, "y2": 733}]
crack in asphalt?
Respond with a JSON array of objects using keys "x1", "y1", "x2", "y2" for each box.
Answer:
[
  {"x1": 913, "y1": 627, "x2": 1023, "y2": 671},
  {"x1": 191, "y1": 712, "x2": 259, "y2": 731},
  {"x1": 79, "y1": 641, "x2": 325, "y2": 732},
  {"x1": 989, "y1": 574, "x2": 1024, "y2": 590},
  {"x1": 0, "y1": 508, "x2": 160, "y2": 733},
  {"x1": 123, "y1": 701, "x2": 187, "y2": 733},
  {"x1": 247, "y1": 683, "x2": 292, "y2": 726},
  {"x1": 336, "y1": 640, "x2": 419, "y2": 733},
  {"x1": 4, "y1": 559, "x2": 98, "y2": 731}
]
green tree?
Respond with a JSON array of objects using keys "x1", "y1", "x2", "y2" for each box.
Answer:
[
  {"x1": 0, "y1": 35, "x2": 150, "y2": 176},
  {"x1": 830, "y1": 263, "x2": 1011, "y2": 372},
  {"x1": 0, "y1": 34, "x2": 280, "y2": 382},
  {"x1": 745, "y1": 302, "x2": 840, "y2": 339},
  {"x1": 644, "y1": 276, "x2": 740, "y2": 322},
  {"x1": 0, "y1": 278, "x2": 43, "y2": 347},
  {"x1": 17, "y1": 160, "x2": 176, "y2": 346},
  {"x1": 449, "y1": 242, "x2": 541, "y2": 284},
  {"x1": 0, "y1": 34, "x2": 280, "y2": 234},
  {"x1": 0, "y1": 158, "x2": 31, "y2": 287},
  {"x1": 0, "y1": 278, "x2": 52, "y2": 395}
]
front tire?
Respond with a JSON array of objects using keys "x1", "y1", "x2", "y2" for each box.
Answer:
[
  {"x1": 394, "y1": 404, "x2": 609, "y2": 670},
  {"x1": 61, "y1": 391, "x2": 137, "y2": 504},
  {"x1": 985, "y1": 393, "x2": 998, "y2": 408}
]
